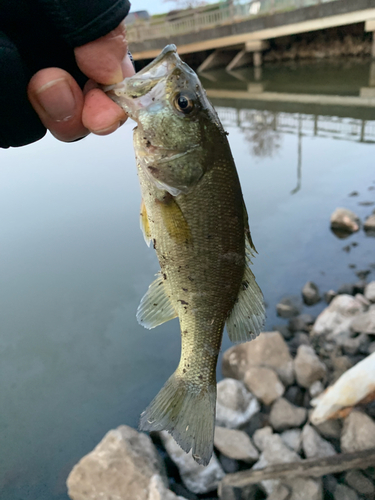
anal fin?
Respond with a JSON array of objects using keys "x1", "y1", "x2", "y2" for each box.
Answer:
[{"x1": 137, "y1": 272, "x2": 177, "y2": 329}]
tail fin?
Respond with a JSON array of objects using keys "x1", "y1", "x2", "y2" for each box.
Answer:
[{"x1": 139, "y1": 371, "x2": 216, "y2": 466}]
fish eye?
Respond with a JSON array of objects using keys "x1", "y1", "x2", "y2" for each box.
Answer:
[{"x1": 174, "y1": 92, "x2": 195, "y2": 114}]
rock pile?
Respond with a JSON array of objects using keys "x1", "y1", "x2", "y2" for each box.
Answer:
[{"x1": 67, "y1": 281, "x2": 375, "y2": 500}]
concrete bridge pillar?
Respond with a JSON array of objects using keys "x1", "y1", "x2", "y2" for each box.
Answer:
[
  {"x1": 365, "y1": 19, "x2": 375, "y2": 59},
  {"x1": 226, "y1": 40, "x2": 269, "y2": 71}
]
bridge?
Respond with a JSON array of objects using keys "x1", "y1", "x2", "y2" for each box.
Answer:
[{"x1": 127, "y1": 0, "x2": 375, "y2": 70}]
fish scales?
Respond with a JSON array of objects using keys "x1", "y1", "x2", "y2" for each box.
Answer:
[{"x1": 105, "y1": 44, "x2": 265, "y2": 466}]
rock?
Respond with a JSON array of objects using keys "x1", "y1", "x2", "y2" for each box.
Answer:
[
  {"x1": 341, "y1": 332, "x2": 370, "y2": 356},
  {"x1": 276, "y1": 296, "x2": 303, "y2": 318},
  {"x1": 324, "y1": 290, "x2": 337, "y2": 304},
  {"x1": 364, "y1": 213, "x2": 375, "y2": 233},
  {"x1": 334, "y1": 484, "x2": 358, "y2": 500},
  {"x1": 302, "y1": 282, "x2": 321, "y2": 306},
  {"x1": 309, "y1": 380, "x2": 324, "y2": 398},
  {"x1": 284, "y1": 385, "x2": 305, "y2": 407},
  {"x1": 222, "y1": 331, "x2": 294, "y2": 386},
  {"x1": 244, "y1": 366, "x2": 285, "y2": 405},
  {"x1": 253, "y1": 426, "x2": 273, "y2": 452},
  {"x1": 216, "y1": 378, "x2": 260, "y2": 429},
  {"x1": 301, "y1": 424, "x2": 336, "y2": 458},
  {"x1": 313, "y1": 419, "x2": 342, "y2": 440},
  {"x1": 350, "y1": 308, "x2": 375, "y2": 334},
  {"x1": 311, "y1": 295, "x2": 364, "y2": 339},
  {"x1": 338, "y1": 283, "x2": 356, "y2": 295},
  {"x1": 330, "y1": 208, "x2": 360, "y2": 233},
  {"x1": 280, "y1": 429, "x2": 302, "y2": 453},
  {"x1": 365, "y1": 281, "x2": 375, "y2": 302},
  {"x1": 66, "y1": 425, "x2": 179, "y2": 500},
  {"x1": 217, "y1": 453, "x2": 239, "y2": 473},
  {"x1": 170, "y1": 483, "x2": 198, "y2": 500},
  {"x1": 288, "y1": 333, "x2": 311, "y2": 356},
  {"x1": 354, "y1": 293, "x2": 371, "y2": 308},
  {"x1": 356, "y1": 269, "x2": 371, "y2": 280},
  {"x1": 214, "y1": 427, "x2": 259, "y2": 463},
  {"x1": 341, "y1": 411, "x2": 375, "y2": 453},
  {"x1": 323, "y1": 475, "x2": 338, "y2": 496},
  {"x1": 310, "y1": 352, "x2": 375, "y2": 425},
  {"x1": 274, "y1": 323, "x2": 293, "y2": 340},
  {"x1": 345, "y1": 469, "x2": 375, "y2": 496},
  {"x1": 284, "y1": 477, "x2": 322, "y2": 500},
  {"x1": 267, "y1": 484, "x2": 291, "y2": 500},
  {"x1": 369, "y1": 341, "x2": 375, "y2": 354},
  {"x1": 252, "y1": 434, "x2": 301, "y2": 496},
  {"x1": 294, "y1": 345, "x2": 326, "y2": 389},
  {"x1": 269, "y1": 398, "x2": 307, "y2": 431},
  {"x1": 159, "y1": 431, "x2": 224, "y2": 494},
  {"x1": 353, "y1": 281, "x2": 367, "y2": 295},
  {"x1": 289, "y1": 314, "x2": 314, "y2": 333}
]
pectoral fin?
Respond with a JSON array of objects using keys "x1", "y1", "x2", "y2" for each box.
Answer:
[
  {"x1": 137, "y1": 272, "x2": 177, "y2": 329},
  {"x1": 140, "y1": 199, "x2": 152, "y2": 247},
  {"x1": 158, "y1": 194, "x2": 192, "y2": 245},
  {"x1": 226, "y1": 235, "x2": 265, "y2": 344}
]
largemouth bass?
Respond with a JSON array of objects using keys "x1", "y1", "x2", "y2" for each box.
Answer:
[{"x1": 106, "y1": 45, "x2": 265, "y2": 466}]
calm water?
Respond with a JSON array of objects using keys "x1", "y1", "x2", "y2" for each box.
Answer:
[{"x1": 1, "y1": 59, "x2": 375, "y2": 499}]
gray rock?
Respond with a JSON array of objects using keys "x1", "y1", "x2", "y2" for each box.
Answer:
[
  {"x1": 66, "y1": 425, "x2": 182, "y2": 500},
  {"x1": 323, "y1": 475, "x2": 338, "y2": 495},
  {"x1": 289, "y1": 314, "x2": 314, "y2": 333},
  {"x1": 294, "y1": 345, "x2": 326, "y2": 389},
  {"x1": 313, "y1": 419, "x2": 342, "y2": 440},
  {"x1": 276, "y1": 296, "x2": 303, "y2": 318},
  {"x1": 365, "y1": 281, "x2": 375, "y2": 302},
  {"x1": 274, "y1": 324, "x2": 293, "y2": 340},
  {"x1": 309, "y1": 381, "x2": 324, "y2": 398},
  {"x1": 288, "y1": 333, "x2": 311, "y2": 356},
  {"x1": 301, "y1": 424, "x2": 336, "y2": 459},
  {"x1": 222, "y1": 331, "x2": 294, "y2": 386},
  {"x1": 218, "y1": 454, "x2": 240, "y2": 473},
  {"x1": 284, "y1": 385, "x2": 305, "y2": 407},
  {"x1": 325, "y1": 290, "x2": 337, "y2": 304},
  {"x1": 341, "y1": 411, "x2": 375, "y2": 453},
  {"x1": 216, "y1": 378, "x2": 260, "y2": 429},
  {"x1": 354, "y1": 293, "x2": 371, "y2": 308},
  {"x1": 284, "y1": 477, "x2": 322, "y2": 500},
  {"x1": 364, "y1": 213, "x2": 375, "y2": 233},
  {"x1": 302, "y1": 282, "x2": 321, "y2": 306},
  {"x1": 280, "y1": 429, "x2": 302, "y2": 453},
  {"x1": 338, "y1": 283, "x2": 356, "y2": 296},
  {"x1": 159, "y1": 431, "x2": 224, "y2": 494},
  {"x1": 341, "y1": 332, "x2": 370, "y2": 355},
  {"x1": 244, "y1": 366, "x2": 285, "y2": 405},
  {"x1": 334, "y1": 484, "x2": 358, "y2": 500},
  {"x1": 267, "y1": 484, "x2": 291, "y2": 500},
  {"x1": 345, "y1": 469, "x2": 375, "y2": 496},
  {"x1": 369, "y1": 341, "x2": 375, "y2": 354},
  {"x1": 252, "y1": 434, "x2": 301, "y2": 496},
  {"x1": 311, "y1": 295, "x2": 364, "y2": 339},
  {"x1": 253, "y1": 426, "x2": 273, "y2": 452},
  {"x1": 350, "y1": 308, "x2": 375, "y2": 335},
  {"x1": 214, "y1": 426, "x2": 259, "y2": 463},
  {"x1": 330, "y1": 208, "x2": 360, "y2": 233},
  {"x1": 269, "y1": 398, "x2": 307, "y2": 431}
]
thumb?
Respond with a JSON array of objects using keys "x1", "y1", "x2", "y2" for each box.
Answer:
[{"x1": 74, "y1": 21, "x2": 135, "y2": 85}]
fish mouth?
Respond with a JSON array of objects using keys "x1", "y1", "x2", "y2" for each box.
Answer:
[{"x1": 103, "y1": 45, "x2": 181, "y2": 115}]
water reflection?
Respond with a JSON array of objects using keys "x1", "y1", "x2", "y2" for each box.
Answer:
[{"x1": 200, "y1": 62, "x2": 375, "y2": 196}]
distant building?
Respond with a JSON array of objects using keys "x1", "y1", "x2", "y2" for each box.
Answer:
[{"x1": 126, "y1": 10, "x2": 150, "y2": 25}]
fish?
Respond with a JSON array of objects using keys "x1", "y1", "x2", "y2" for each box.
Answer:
[{"x1": 105, "y1": 45, "x2": 265, "y2": 466}]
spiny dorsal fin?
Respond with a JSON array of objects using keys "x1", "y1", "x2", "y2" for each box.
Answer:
[
  {"x1": 137, "y1": 272, "x2": 177, "y2": 329},
  {"x1": 140, "y1": 199, "x2": 152, "y2": 247},
  {"x1": 226, "y1": 236, "x2": 265, "y2": 344}
]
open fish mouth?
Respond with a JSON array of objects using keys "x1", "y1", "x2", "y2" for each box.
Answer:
[{"x1": 103, "y1": 45, "x2": 180, "y2": 116}]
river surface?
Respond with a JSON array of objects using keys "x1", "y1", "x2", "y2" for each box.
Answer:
[{"x1": 1, "y1": 59, "x2": 375, "y2": 499}]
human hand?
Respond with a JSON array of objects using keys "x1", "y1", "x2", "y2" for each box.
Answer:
[{"x1": 27, "y1": 22, "x2": 135, "y2": 143}]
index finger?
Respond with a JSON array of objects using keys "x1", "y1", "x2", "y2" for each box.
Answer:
[{"x1": 74, "y1": 21, "x2": 135, "y2": 85}]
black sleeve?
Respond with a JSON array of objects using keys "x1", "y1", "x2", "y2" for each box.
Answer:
[{"x1": 0, "y1": 0, "x2": 131, "y2": 148}]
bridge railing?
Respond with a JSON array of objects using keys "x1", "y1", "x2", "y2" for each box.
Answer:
[{"x1": 127, "y1": 0, "x2": 338, "y2": 43}]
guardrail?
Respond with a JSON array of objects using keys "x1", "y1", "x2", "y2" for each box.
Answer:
[{"x1": 127, "y1": 0, "x2": 338, "y2": 43}]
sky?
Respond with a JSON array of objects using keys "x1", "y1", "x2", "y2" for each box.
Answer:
[{"x1": 129, "y1": 0, "x2": 181, "y2": 15}]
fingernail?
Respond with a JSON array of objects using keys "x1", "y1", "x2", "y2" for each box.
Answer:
[{"x1": 36, "y1": 78, "x2": 76, "y2": 121}]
